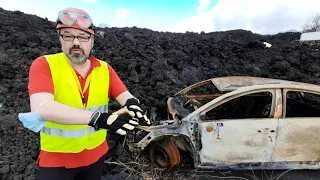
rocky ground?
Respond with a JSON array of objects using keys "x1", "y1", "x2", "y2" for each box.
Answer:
[{"x1": 1, "y1": 7, "x2": 320, "y2": 180}]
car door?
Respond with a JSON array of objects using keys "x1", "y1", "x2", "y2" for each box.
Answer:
[
  {"x1": 272, "y1": 89, "x2": 320, "y2": 167},
  {"x1": 197, "y1": 89, "x2": 280, "y2": 166}
]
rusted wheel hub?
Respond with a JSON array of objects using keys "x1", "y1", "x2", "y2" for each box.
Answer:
[{"x1": 149, "y1": 137, "x2": 180, "y2": 169}]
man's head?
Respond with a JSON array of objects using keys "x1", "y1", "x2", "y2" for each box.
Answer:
[{"x1": 56, "y1": 7, "x2": 95, "y2": 64}]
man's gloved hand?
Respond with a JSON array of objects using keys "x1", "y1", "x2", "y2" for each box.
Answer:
[
  {"x1": 123, "y1": 98, "x2": 151, "y2": 126},
  {"x1": 88, "y1": 111, "x2": 138, "y2": 135}
]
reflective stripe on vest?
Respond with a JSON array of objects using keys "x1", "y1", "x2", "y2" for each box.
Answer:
[
  {"x1": 41, "y1": 126, "x2": 96, "y2": 138},
  {"x1": 87, "y1": 105, "x2": 108, "y2": 112}
]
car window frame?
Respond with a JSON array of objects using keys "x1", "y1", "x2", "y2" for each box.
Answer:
[
  {"x1": 282, "y1": 89, "x2": 320, "y2": 118},
  {"x1": 198, "y1": 89, "x2": 278, "y2": 121}
]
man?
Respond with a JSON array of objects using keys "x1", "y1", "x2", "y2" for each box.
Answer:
[{"x1": 26, "y1": 7, "x2": 151, "y2": 180}]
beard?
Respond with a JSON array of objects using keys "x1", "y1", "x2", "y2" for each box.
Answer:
[{"x1": 66, "y1": 46, "x2": 89, "y2": 64}]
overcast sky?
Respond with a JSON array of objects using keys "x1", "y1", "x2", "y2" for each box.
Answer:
[{"x1": 0, "y1": 0, "x2": 319, "y2": 34}]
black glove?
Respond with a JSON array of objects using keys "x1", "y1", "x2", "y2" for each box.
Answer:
[
  {"x1": 123, "y1": 98, "x2": 151, "y2": 126},
  {"x1": 88, "y1": 111, "x2": 138, "y2": 135}
]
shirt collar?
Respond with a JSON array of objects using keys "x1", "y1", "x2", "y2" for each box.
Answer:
[{"x1": 89, "y1": 55, "x2": 101, "y2": 67}]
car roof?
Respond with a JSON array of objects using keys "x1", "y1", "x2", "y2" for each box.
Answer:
[
  {"x1": 211, "y1": 76, "x2": 320, "y2": 91},
  {"x1": 174, "y1": 76, "x2": 320, "y2": 98}
]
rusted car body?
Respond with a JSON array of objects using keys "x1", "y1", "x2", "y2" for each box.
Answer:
[{"x1": 127, "y1": 76, "x2": 320, "y2": 170}]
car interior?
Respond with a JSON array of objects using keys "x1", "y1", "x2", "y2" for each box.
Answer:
[
  {"x1": 201, "y1": 91, "x2": 273, "y2": 120},
  {"x1": 285, "y1": 91, "x2": 320, "y2": 117}
]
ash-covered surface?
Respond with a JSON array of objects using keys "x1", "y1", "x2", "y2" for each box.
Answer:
[{"x1": 1, "y1": 7, "x2": 320, "y2": 180}]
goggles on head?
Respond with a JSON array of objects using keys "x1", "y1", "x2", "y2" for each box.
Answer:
[{"x1": 56, "y1": 10, "x2": 94, "y2": 30}]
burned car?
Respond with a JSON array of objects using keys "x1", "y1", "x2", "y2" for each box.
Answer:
[{"x1": 127, "y1": 76, "x2": 320, "y2": 170}]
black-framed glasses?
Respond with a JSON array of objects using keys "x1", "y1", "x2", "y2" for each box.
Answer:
[{"x1": 60, "y1": 34, "x2": 91, "y2": 42}]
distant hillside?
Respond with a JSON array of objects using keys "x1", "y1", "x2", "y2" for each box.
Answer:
[
  {"x1": 286, "y1": 29, "x2": 300, "y2": 33},
  {"x1": 98, "y1": 23, "x2": 112, "y2": 28}
]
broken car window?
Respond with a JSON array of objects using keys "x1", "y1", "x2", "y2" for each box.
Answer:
[
  {"x1": 285, "y1": 91, "x2": 320, "y2": 117},
  {"x1": 202, "y1": 91, "x2": 273, "y2": 120},
  {"x1": 184, "y1": 82, "x2": 226, "y2": 112}
]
